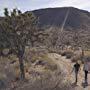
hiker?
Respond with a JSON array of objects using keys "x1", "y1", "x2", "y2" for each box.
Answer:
[
  {"x1": 83, "y1": 61, "x2": 89, "y2": 85},
  {"x1": 72, "y1": 61, "x2": 80, "y2": 84}
]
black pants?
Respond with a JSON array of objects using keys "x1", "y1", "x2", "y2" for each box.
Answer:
[
  {"x1": 85, "y1": 70, "x2": 88, "y2": 83},
  {"x1": 75, "y1": 71, "x2": 78, "y2": 83}
]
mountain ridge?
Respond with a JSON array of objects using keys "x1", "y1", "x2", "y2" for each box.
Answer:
[{"x1": 28, "y1": 7, "x2": 90, "y2": 30}]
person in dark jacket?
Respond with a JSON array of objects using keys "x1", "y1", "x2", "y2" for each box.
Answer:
[{"x1": 72, "y1": 61, "x2": 80, "y2": 84}]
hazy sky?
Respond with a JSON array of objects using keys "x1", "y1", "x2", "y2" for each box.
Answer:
[{"x1": 0, "y1": 0, "x2": 90, "y2": 16}]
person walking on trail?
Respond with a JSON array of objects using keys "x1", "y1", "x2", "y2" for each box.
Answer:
[
  {"x1": 72, "y1": 61, "x2": 80, "y2": 84},
  {"x1": 83, "y1": 61, "x2": 90, "y2": 85}
]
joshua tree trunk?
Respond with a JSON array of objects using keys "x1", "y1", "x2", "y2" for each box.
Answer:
[
  {"x1": 18, "y1": 46, "x2": 25, "y2": 80},
  {"x1": 18, "y1": 54, "x2": 25, "y2": 80}
]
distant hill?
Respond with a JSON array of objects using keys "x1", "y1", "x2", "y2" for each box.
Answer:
[
  {"x1": 0, "y1": 7, "x2": 90, "y2": 49},
  {"x1": 29, "y1": 7, "x2": 90, "y2": 30}
]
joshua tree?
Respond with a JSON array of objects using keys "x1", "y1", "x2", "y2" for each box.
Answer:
[{"x1": 0, "y1": 8, "x2": 38, "y2": 80}]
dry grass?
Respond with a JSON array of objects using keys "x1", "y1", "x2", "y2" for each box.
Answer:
[
  {"x1": 84, "y1": 50, "x2": 90, "y2": 56},
  {"x1": 41, "y1": 54, "x2": 58, "y2": 71},
  {"x1": 14, "y1": 69, "x2": 72, "y2": 90},
  {"x1": 25, "y1": 47, "x2": 58, "y2": 71}
]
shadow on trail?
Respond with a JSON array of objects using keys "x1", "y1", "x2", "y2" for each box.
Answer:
[
  {"x1": 71, "y1": 82, "x2": 78, "y2": 88},
  {"x1": 81, "y1": 82, "x2": 90, "y2": 88}
]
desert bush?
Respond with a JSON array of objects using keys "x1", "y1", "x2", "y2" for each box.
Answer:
[
  {"x1": 0, "y1": 55, "x2": 73, "y2": 90},
  {"x1": 24, "y1": 47, "x2": 48, "y2": 62},
  {"x1": 13, "y1": 69, "x2": 73, "y2": 90},
  {"x1": 45, "y1": 63, "x2": 57, "y2": 71},
  {"x1": 25, "y1": 47, "x2": 58, "y2": 71},
  {"x1": 61, "y1": 51, "x2": 67, "y2": 56},
  {"x1": 71, "y1": 55, "x2": 81, "y2": 62},
  {"x1": 82, "y1": 56, "x2": 90, "y2": 63},
  {"x1": 66, "y1": 52, "x2": 74, "y2": 59},
  {"x1": 32, "y1": 54, "x2": 58, "y2": 71},
  {"x1": 61, "y1": 50, "x2": 74, "y2": 59}
]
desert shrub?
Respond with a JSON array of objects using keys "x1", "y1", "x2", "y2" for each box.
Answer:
[
  {"x1": 31, "y1": 56, "x2": 39, "y2": 63},
  {"x1": 61, "y1": 51, "x2": 67, "y2": 56},
  {"x1": 66, "y1": 52, "x2": 74, "y2": 59},
  {"x1": 39, "y1": 54, "x2": 58, "y2": 71},
  {"x1": 71, "y1": 57, "x2": 77, "y2": 62},
  {"x1": 45, "y1": 63, "x2": 57, "y2": 71},
  {"x1": 13, "y1": 69, "x2": 72, "y2": 90},
  {"x1": 85, "y1": 56, "x2": 90, "y2": 62},
  {"x1": 82, "y1": 56, "x2": 90, "y2": 63},
  {"x1": 25, "y1": 46, "x2": 58, "y2": 71},
  {"x1": 25, "y1": 47, "x2": 48, "y2": 62},
  {"x1": 61, "y1": 50, "x2": 74, "y2": 58},
  {"x1": 25, "y1": 47, "x2": 58, "y2": 71},
  {"x1": 71, "y1": 55, "x2": 81, "y2": 62}
]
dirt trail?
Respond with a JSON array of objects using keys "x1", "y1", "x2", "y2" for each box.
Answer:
[{"x1": 48, "y1": 53, "x2": 90, "y2": 90}]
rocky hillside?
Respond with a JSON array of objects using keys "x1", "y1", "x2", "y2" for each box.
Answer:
[
  {"x1": 31, "y1": 7, "x2": 90, "y2": 30},
  {"x1": 0, "y1": 7, "x2": 90, "y2": 49}
]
